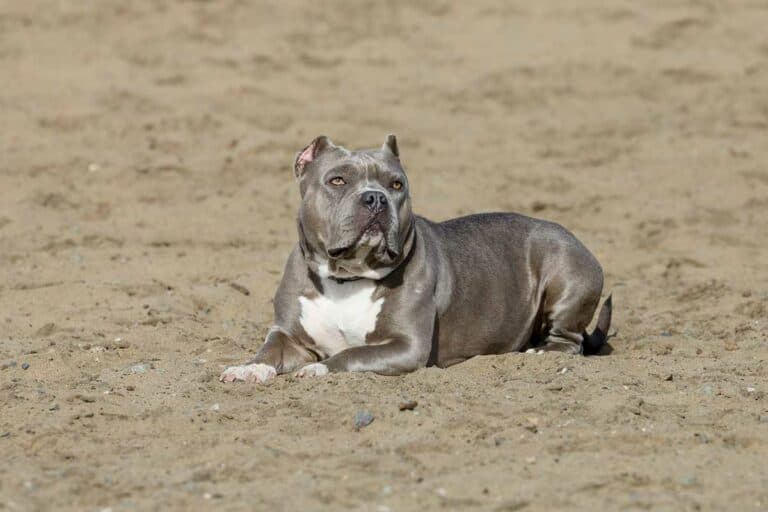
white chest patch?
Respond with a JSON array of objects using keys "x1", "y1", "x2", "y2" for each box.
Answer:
[{"x1": 298, "y1": 278, "x2": 384, "y2": 357}]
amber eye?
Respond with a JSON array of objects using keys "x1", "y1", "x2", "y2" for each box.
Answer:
[
  {"x1": 391, "y1": 180, "x2": 403, "y2": 191},
  {"x1": 329, "y1": 177, "x2": 346, "y2": 186}
]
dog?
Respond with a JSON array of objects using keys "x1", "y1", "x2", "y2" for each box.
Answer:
[{"x1": 220, "y1": 135, "x2": 611, "y2": 383}]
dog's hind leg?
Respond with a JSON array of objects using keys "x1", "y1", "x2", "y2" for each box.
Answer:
[{"x1": 537, "y1": 272, "x2": 607, "y2": 355}]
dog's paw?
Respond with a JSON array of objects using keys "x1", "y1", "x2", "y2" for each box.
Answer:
[
  {"x1": 296, "y1": 363, "x2": 329, "y2": 378},
  {"x1": 219, "y1": 363, "x2": 276, "y2": 383}
]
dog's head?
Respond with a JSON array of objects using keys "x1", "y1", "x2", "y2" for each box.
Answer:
[{"x1": 293, "y1": 135, "x2": 414, "y2": 280}]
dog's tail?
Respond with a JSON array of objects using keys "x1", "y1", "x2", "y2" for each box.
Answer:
[{"x1": 582, "y1": 294, "x2": 612, "y2": 355}]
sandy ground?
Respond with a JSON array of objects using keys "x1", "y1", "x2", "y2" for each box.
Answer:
[{"x1": 1, "y1": 1, "x2": 767, "y2": 510}]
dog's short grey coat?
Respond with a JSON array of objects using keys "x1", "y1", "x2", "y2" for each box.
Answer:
[{"x1": 220, "y1": 135, "x2": 611, "y2": 382}]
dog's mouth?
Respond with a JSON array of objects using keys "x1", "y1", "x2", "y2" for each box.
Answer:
[{"x1": 327, "y1": 220, "x2": 399, "y2": 263}]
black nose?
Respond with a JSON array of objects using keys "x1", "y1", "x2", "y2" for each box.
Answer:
[{"x1": 361, "y1": 190, "x2": 388, "y2": 211}]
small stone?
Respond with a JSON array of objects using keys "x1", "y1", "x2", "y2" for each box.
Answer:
[
  {"x1": 130, "y1": 363, "x2": 147, "y2": 374},
  {"x1": 354, "y1": 410, "x2": 375, "y2": 430},
  {"x1": 435, "y1": 488, "x2": 448, "y2": 498},
  {"x1": 210, "y1": 403, "x2": 220, "y2": 411},
  {"x1": 0, "y1": 432, "x2": 10, "y2": 438},
  {"x1": 49, "y1": 403, "x2": 59, "y2": 411},
  {"x1": 398, "y1": 400, "x2": 418, "y2": 411},
  {"x1": 229, "y1": 282, "x2": 251, "y2": 296},
  {"x1": 21, "y1": 362, "x2": 30, "y2": 370},
  {"x1": 679, "y1": 474, "x2": 697, "y2": 487},
  {"x1": 109, "y1": 338, "x2": 130, "y2": 349},
  {"x1": 126, "y1": 385, "x2": 135, "y2": 392},
  {"x1": 701, "y1": 385, "x2": 714, "y2": 396},
  {"x1": 660, "y1": 331, "x2": 672, "y2": 337},
  {"x1": 664, "y1": 374, "x2": 674, "y2": 381}
]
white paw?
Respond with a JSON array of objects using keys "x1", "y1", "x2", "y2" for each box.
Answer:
[
  {"x1": 525, "y1": 348, "x2": 545, "y2": 355},
  {"x1": 219, "y1": 363, "x2": 276, "y2": 383},
  {"x1": 296, "y1": 363, "x2": 329, "y2": 378}
]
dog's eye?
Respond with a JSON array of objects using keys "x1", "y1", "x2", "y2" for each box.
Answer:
[
  {"x1": 391, "y1": 180, "x2": 403, "y2": 191},
  {"x1": 329, "y1": 177, "x2": 346, "y2": 186}
]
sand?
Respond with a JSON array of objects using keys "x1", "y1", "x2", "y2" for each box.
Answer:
[{"x1": 1, "y1": 1, "x2": 767, "y2": 510}]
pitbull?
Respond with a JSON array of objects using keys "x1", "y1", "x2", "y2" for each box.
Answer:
[{"x1": 220, "y1": 135, "x2": 611, "y2": 383}]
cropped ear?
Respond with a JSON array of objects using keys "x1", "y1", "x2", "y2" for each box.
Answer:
[
  {"x1": 382, "y1": 134, "x2": 399, "y2": 158},
  {"x1": 294, "y1": 135, "x2": 335, "y2": 178}
]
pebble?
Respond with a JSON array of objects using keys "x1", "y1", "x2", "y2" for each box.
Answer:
[
  {"x1": 21, "y1": 362, "x2": 29, "y2": 370},
  {"x1": 130, "y1": 363, "x2": 148, "y2": 374},
  {"x1": 679, "y1": 474, "x2": 697, "y2": 487},
  {"x1": 354, "y1": 410, "x2": 375, "y2": 430},
  {"x1": 210, "y1": 403, "x2": 220, "y2": 412},
  {"x1": 664, "y1": 374, "x2": 674, "y2": 381},
  {"x1": 700, "y1": 384, "x2": 714, "y2": 396},
  {"x1": 108, "y1": 338, "x2": 130, "y2": 350},
  {"x1": 398, "y1": 400, "x2": 418, "y2": 411},
  {"x1": 229, "y1": 282, "x2": 251, "y2": 296}
]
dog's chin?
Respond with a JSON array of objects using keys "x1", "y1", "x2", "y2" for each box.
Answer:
[
  {"x1": 321, "y1": 226, "x2": 400, "y2": 279},
  {"x1": 328, "y1": 224, "x2": 398, "y2": 260}
]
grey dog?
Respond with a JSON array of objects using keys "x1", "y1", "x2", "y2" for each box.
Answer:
[{"x1": 220, "y1": 135, "x2": 611, "y2": 383}]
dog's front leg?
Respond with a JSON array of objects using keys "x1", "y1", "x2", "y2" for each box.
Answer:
[
  {"x1": 297, "y1": 336, "x2": 431, "y2": 377},
  {"x1": 220, "y1": 327, "x2": 317, "y2": 383},
  {"x1": 296, "y1": 297, "x2": 437, "y2": 377}
]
